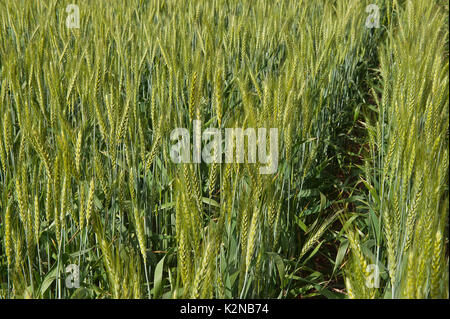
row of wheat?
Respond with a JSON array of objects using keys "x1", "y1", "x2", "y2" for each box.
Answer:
[
  {"x1": 0, "y1": 0, "x2": 447, "y2": 298},
  {"x1": 344, "y1": 0, "x2": 449, "y2": 299}
]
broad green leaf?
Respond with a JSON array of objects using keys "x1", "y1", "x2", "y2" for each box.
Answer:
[{"x1": 153, "y1": 256, "x2": 166, "y2": 299}]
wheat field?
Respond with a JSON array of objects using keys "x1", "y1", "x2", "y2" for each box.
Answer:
[{"x1": 0, "y1": 0, "x2": 448, "y2": 299}]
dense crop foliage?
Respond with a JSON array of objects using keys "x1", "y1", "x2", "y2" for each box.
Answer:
[
  {"x1": 0, "y1": 0, "x2": 447, "y2": 299},
  {"x1": 344, "y1": 0, "x2": 449, "y2": 299}
]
